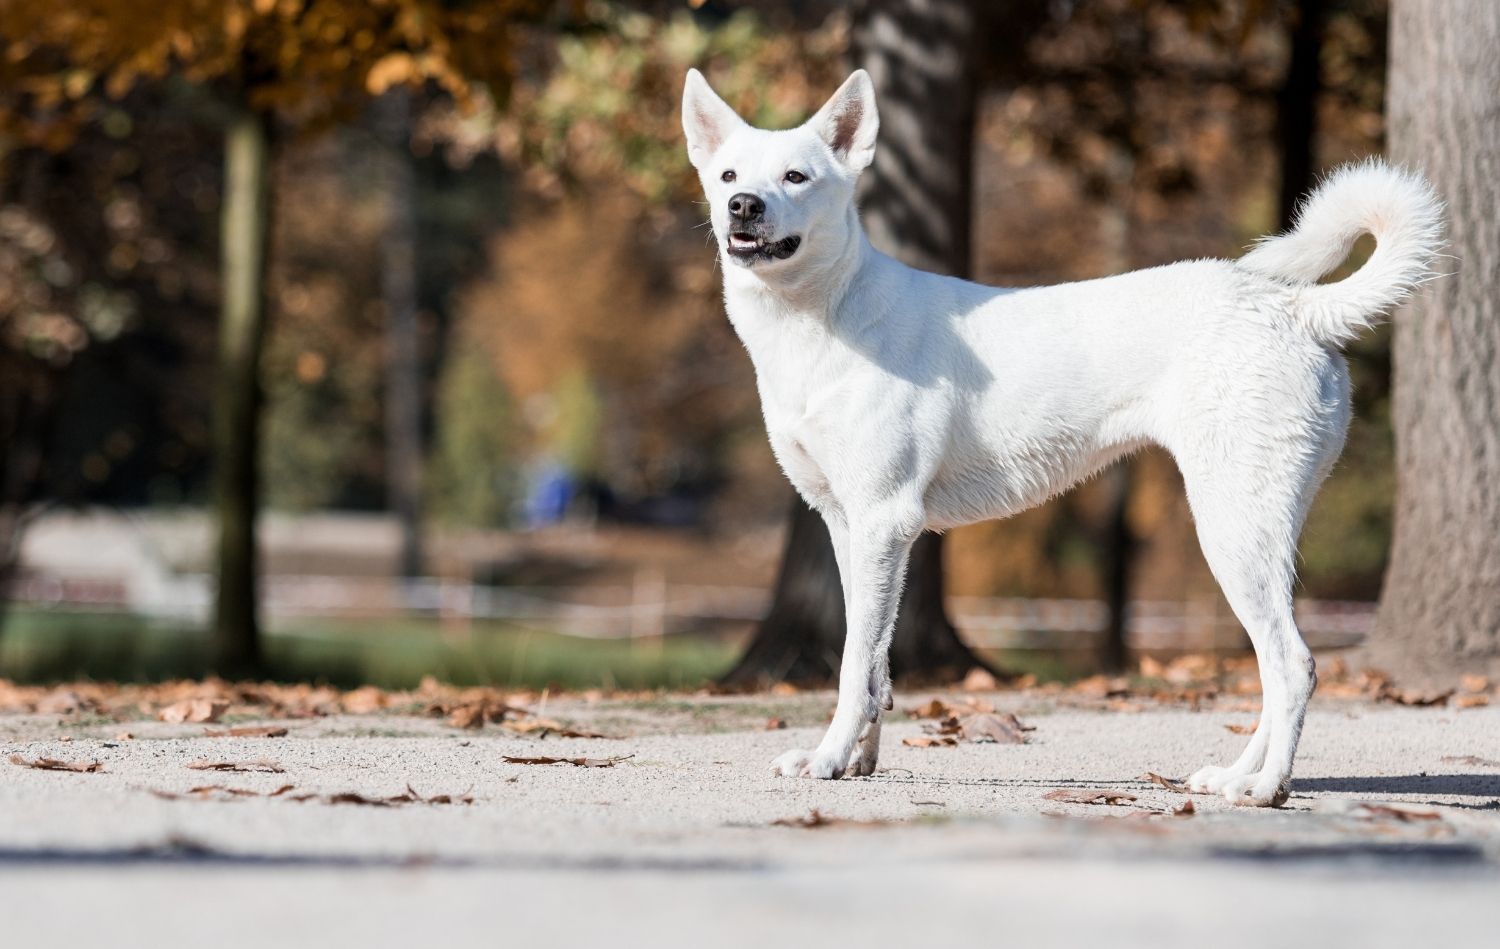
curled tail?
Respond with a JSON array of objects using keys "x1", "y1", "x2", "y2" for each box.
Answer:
[{"x1": 1237, "y1": 160, "x2": 1445, "y2": 346}]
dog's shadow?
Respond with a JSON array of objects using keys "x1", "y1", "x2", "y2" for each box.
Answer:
[
  {"x1": 1292, "y1": 772, "x2": 1500, "y2": 799},
  {"x1": 866, "y1": 771, "x2": 1500, "y2": 805}
]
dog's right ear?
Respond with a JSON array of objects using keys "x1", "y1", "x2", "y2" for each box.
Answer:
[{"x1": 682, "y1": 69, "x2": 746, "y2": 170}]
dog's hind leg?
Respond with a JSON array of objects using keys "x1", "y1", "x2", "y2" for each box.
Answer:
[{"x1": 1177, "y1": 439, "x2": 1336, "y2": 806}]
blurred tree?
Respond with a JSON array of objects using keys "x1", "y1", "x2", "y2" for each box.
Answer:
[
  {"x1": 428, "y1": 331, "x2": 516, "y2": 527},
  {"x1": 1371, "y1": 0, "x2": 1500, "y2": 679},
  {"x1": 374, "y1": 88, "x2": 424, "y2": 578},
  {"x1": 0, "y1": 0, "x2": 549, "y2": 672}
]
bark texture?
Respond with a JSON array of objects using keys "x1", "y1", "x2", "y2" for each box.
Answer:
[
  {"x1": 1371, "y1": 0, "x2": 1500, "y2": 678},
  {"x1": 212, "y1": 103, "x2": 273, "y2": 675},
  {"x1": 724, "y1": 0, "x2": 993, "y2": 686}
]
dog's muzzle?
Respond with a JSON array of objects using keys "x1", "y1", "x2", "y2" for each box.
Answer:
[{"x1": 726, "y1": 229, "x2": 802, "y2": 262}]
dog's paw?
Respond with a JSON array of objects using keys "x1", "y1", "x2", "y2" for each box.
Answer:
[
  {"x1": 770, "y1": 747, "x2": 845, "y2": 779},
  {"x1": 1187, "y1": 764, "x2": 1237, "y2": 795},
  {"x1": 846, "y1": 742, "x2": 879, "y2": 777},
  {"x1": 1221, "y1": 771, "x2": 1290, "y2": 808}
]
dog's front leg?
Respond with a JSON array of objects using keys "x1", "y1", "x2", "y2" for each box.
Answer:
[{"x1": 772, "y1": 512, "x2": 915, "y2": 779}]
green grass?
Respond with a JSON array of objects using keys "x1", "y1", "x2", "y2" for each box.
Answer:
[{"x1": 0, "y1": 608, "x2": 740, "y2": 690}]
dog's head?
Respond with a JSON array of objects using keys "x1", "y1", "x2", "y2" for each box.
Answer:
[{"x1": 682, "y1": 69, "x2": 878, "y2": 278}]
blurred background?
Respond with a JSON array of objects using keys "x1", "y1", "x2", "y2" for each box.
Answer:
[{"x1": 0, "y1": 0, "x2": 1400, "y2": 689}]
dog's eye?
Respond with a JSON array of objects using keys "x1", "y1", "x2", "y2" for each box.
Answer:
[
  {"x1": 784, "y1": 170, "x2": 807, "y2": 185},
  {"x1": 720, "y1": 170, "x2": 736, "y2": 183}
]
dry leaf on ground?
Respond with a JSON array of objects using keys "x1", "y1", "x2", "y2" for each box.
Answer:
[
  {"x1": 1353, "y1": 803, "x2": 1443, "y2": 823},
  {"x1": 152, "y1": 784, "x2": 296, "y2": 800},
  {"x1": 1224, "y1": 722, "x2": 1258, "y2": 735},
  {"x1": 961, "y1": 668, "x2": 999, "y2": 691},
  {"x1": 185, "y1": 759, "x2": 284, "y2": 773},
  {"x1": 1440, "y1": 755, "x2": 1500, "y2": 768},
  {"x1": 1454, "y1": 694, "x2": 1490, "y2": 709},
  {"x1": 907, "y1": 698, "x2": 952, "y2": 719},
  {"x1": 771, "y1": 809, "x2": 890, "y2": 829},
  {"x1": 1042, "y1": 788, "x2": 1138, "y2": 806},
  {"x1": 1171, "y1": 800, "x2": 1196, "y2": 817},
  {"x1": 159, "y1": 699, "x2": 228, "y2": 724},
  {"x1": 1139, "y1": 772, "x2": 1190, "y2": 793},
  {"x1": 1378, "y1": 687, "x2": 1453, "y2": 707},
  {"x1": 765, "y1": 717, "x2": 786, "y2": 730},
  {"x1": 499, "y1": 719, "x2": 615, "y2": 739},
  {"x1": 501, "y1": 754, "x2": 633, "y2": 768},
  {"x1": 902, "y1": 735, "x2": 957, "y2": 748},
  {"x1": 959, "y1": 712, "x2": 1031, "y2": 744},
  {"x1": 9, "y1": 754, "x2": 104, "y2": 773},
  {"x1": 1460, "y1": 674, "x2": 1491, "y2": 694},
  {"x1": 203, "y1": 725, "x2": 289, "y2": 738}
]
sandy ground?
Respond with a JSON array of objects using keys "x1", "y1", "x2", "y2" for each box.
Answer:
[{"x1": 2, "y1": 689, "x2": 1499, "y2": 947}]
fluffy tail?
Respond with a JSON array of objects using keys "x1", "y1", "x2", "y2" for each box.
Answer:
[{"x1": 1237, "y1": 160, "x2": 1445, "y2": 346}]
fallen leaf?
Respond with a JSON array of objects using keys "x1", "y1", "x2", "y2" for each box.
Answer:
[
  {"x1": 447, "y1": 704, "x2": 488, "y2": 729},
  {"x1": 114, "y1": 732, "x2": 135, "y2": 741},
  {"x1": 1042, "y1": 788, "x2": 1138, "y2": 806},
  {"x1": 501, "y1": 754, "x2": 633, "y2": 768},
  {"x1": 9, "y1": 754, "x2": 104, "y2": 773},
  {"x1": 159, "y1": 699, "x2": 228, "y2": 724},
  {"x1": 1353, "y1": 803, "x2": 1443, "y2": 823},
  {"x1": 203, "y1": 725, "x2": 289, "y2": 738},
  {"x1": 153, "y1": 783, "x2": 296, "y2": 800},
  {"x1": 902, "y1": 735, "x2": 957, "y2": 748},
  {"x1": 907, "y1": 698, "x2": 952, "y2": 719},
  {"x1": 1460, "y1": 674, "x2": 1491, "y2": 694},
  {"x1": 961, "y1": 668, "x2": 999, "y2": 691},
  {"x1": 499, "y1": 719, "x2": 615, "y2": 739},
  {"x1": 1440, "y1": 755, "x2": 1500, "y2": 768},
  {"x1": 958, "y1": 712, "x2": 1030, "y2": 744},
  {"x1": 185, "y1": 759, "x2": 284, "y2": 773},
  {"x1": 771, "y1": 809, "x2": 889, "y2": 829},
  {"x1": 1139, "y1": 772, "x2": 1190, "y2": 793},
  {"x1": 770, "y1": 682, "x2": 799, "y2": 697},
  {"x1": 1171, "y1": 800, "x2": 1196, "y2": 817},
  {"x1": 1378, "y1": 686, "x2": 1453, "y2": 707},
  {"x1": 1455, "y1": 694, "x2": 1490, "y2": 709},
  {"x1": 765, "y1": 717, "x2": 787, "y2": 730},
  {"x1": 339, "y1": 686, "x2": 388, "y2": 714},
  {"x1": 1224, "y1": 722, "x2": 1258, "y2": 735}
]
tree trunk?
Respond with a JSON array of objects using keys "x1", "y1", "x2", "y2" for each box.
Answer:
[
  {"x1": 1370, "y1": 0, "x2": 1500, "y2": 679},
  {"x1": 1276, "y1": 0, "x2": 1326, "y2": 231},
  {"x1": 212, "y1": 102, "x2": 273, "y2": 675},
  {"x1": 723, "y1": 0, "x2": 993, "y2": 687},
  {"x1": 375, "y1": 89, "x2": 425, "y2": 579}
]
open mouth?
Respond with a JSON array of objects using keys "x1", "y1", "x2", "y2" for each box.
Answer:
[{"x1": 727, "y1": 232, "x2": 802, "y2": 261}]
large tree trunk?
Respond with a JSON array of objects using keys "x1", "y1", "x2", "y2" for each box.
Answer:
[
  {"x1": 724, "y1": 0, "x2": 992, "y2": 686},
  {"x1": 375, "y1": 89, "x2": 425, "y2": 579},
  {"x1": 212, "y1": 102, "x2": 273, "y2": 675},
  {"x1": 1370, "y1": 1, "x2": 1500, "y2": 679}
]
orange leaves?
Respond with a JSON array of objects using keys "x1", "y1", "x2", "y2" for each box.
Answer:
[
  {"x1": 185, "y1": 759, "x2": 285, "y2": 773},
  {"x1": 0, "y1": 0, "x2": 555, "y2": 146},
  {"x1": 903, "y1": 696, "x2": 1032, "y2": 748}
]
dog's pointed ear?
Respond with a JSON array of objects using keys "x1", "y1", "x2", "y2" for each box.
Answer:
[
  {"x1": 682, "y1": 69, "x2": 746, "y2": 170},
  {"x1": 809, "y1": 70, "x2": 878, "y2": 171}
]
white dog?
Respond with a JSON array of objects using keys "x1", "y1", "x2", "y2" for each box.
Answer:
[{"x1": 682, "y1": 68, "x2": 1443, "y2": 806}]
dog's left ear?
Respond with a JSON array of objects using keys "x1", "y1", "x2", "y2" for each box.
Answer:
[{"x1": 808, "y1": 70, "x2": 879, "y2": 171}]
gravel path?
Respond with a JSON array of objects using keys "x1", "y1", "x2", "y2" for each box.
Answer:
[{"x1": 2, "y1": 690, "x2": 1498, "y2": 947}]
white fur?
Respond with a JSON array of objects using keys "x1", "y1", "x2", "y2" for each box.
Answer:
[{"x1": 682, "y1": 69, "x2": 1445, "y2": 805}]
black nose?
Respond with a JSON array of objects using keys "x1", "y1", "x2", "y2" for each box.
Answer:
[{"x1": 727, "y1": 192, "x2": 765, "y2": 220}]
